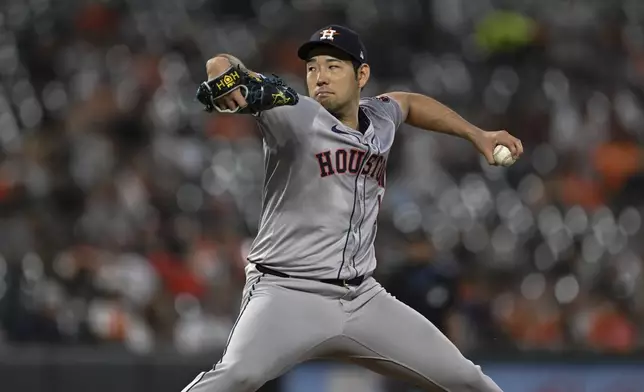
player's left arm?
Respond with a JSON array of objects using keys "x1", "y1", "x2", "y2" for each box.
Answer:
[
  {"x1": 196, "y1": 55, "x2": 299, "y2": 116},
  {"x1": 383, "y1": 92, "x2": 524, "y2": 165}
]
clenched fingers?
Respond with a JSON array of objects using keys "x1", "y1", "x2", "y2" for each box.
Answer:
[
  {"x1": 515, "y1": 138, "x2": 524, "y2": 157},
  {"x1": 496, "y1": 131, "x2": 523, "y2": 159},
  {"x1": 230, "y1": 89, "x2": 248, "y2": 109},
  {"x1": 215, "y1": 89, "x2": 247, "y2": 112}
]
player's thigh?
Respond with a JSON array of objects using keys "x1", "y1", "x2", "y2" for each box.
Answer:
[
  {"x1": 343, "y1": 290, "x2": 501, "y2": 392},
  {"x1": 187, "y1": 276, "x2": 344, "y2": 392},
  {"x1": 225, "y1": 278, "x2": 343, "y2": 369}
]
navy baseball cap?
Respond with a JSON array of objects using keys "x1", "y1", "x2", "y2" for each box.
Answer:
[{"x1": 297, "y1": 25, "x2": 367, "y2": 64}]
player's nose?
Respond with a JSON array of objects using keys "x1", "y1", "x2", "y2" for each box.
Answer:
[{"x1": 316, "y1": 70, "x2": 329, "y2": 85}]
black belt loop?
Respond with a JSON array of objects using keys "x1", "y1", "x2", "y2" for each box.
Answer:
[{"x1": 254, "y1": 263, "x2": 364, "y2": 287}]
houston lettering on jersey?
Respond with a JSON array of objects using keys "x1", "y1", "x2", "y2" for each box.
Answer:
[{"x1": 315, "y1": 148, "x2": 386, "y2": 187}]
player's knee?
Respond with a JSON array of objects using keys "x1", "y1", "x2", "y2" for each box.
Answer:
[
  {"x1": 227, "y1": 363, "x2": 266, "y2": 390},
  {"x1": 460, "y1": 364, "x2": 486, "y2": 390},
  {"x1": 449, "y1": 363, "x2": 500, "y2": 392}
]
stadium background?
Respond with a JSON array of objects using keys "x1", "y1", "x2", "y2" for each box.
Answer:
[{"x1": 1, "y1": 0, "x2": 644, "y2": 391}]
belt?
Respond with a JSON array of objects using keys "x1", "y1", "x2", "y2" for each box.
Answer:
[{"x1": 254, "y1": 263, "x2": 365, "y2": 287}]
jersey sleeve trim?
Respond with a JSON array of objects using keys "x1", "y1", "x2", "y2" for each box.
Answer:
[{"x1": 361, "y1": 95, "x2": 404, "y2": 129}]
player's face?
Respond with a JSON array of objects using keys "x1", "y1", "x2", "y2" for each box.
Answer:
[{"x1": 305, "y1": 49, "x2": 367, "y2": 113}]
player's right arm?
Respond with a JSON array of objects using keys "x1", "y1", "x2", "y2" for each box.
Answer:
[{"x1": 383, "y1": 91, "x2": 524, "y2": 165}]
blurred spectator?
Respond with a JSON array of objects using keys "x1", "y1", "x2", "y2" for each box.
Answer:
[
  {"x1": 0, "y1": 0, "x2": 642, "y2": 357},
  {"x1": 383, "y1": 232, "x2": 459, "y2": 340}
]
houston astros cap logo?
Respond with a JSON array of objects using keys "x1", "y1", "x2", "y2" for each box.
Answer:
[
  {"x1": 297, "y1": 25, "x2": 368, "y2": 64},
  {"x1": 319, "y1": 28, "x2": 339, "y2": 41}
]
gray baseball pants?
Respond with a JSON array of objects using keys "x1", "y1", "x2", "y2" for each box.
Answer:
[{"x1": 181, "y1": 264, "x2": 502, "y2": 392}]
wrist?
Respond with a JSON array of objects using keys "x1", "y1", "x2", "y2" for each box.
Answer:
[
  {"x1": 462, "y1": 126, "x2": 483, "y2": 142},
  {"x1": 441, "y1": 110, "x2": 482, "y2": 141}
]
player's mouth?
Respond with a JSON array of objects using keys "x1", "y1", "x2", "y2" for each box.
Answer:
[{"x1": 315, "y1": 90, "x2": 333, "y2": 98}]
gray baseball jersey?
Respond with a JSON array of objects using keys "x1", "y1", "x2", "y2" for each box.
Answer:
[
  {"x1": 181, "y1": 94, "x2": 503, "y2": 392},
  {"x1": 246, "y1": 94, "x2": 401, "y2": 280}
]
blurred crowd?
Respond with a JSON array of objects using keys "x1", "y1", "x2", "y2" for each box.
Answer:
[{"x1": 0, "y1": 0, "x2": 644, "y2": 356}]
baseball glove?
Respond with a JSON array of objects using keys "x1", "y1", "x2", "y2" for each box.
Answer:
[{"x1": 196, "y1": 65, "x2": 299, "y2": 115}]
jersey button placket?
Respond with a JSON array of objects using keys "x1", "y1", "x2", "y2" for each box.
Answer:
[{"x1": 353, "y1": 187, "x2": 363, "y2": 235}]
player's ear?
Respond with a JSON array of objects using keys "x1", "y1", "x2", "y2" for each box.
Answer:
[{"x1": 357, "y1": 64, "x2": 370, "y2": 89}]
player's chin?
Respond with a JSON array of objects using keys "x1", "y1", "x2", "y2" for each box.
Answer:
[{"x1": 315, "y1": 95, "x2": 337, "y2": 110}]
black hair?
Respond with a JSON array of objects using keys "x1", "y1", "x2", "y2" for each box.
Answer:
[
  {"x1": 351, "y1": 60, "x2": 361, "y2": 77},
  {"x1": 351, "y1": 60, "x2": 365, "y2": 91}
]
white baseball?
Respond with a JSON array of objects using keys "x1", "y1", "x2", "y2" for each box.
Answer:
[{"x1": 493, "y1": 145, "x2": 516, "y2": 167}]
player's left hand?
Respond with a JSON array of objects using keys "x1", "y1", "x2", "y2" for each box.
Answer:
[
  {"x1": 205, "y1": 56, "x2": 249, "y2": 112},
  {"x1": 471, "y1": 129, "x2": 523, "y2": 165}
]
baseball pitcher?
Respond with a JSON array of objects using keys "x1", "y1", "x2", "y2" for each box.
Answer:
[{"x1": 186, "y1": 24, "x2": 524, "y2": 392}]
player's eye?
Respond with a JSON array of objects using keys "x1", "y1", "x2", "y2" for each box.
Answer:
[
  {"x1": 307, "y1": 66, "x2": 316, "y2": 72},
  {"x1": 329, "y1": 65, "x2": 339, "y2": 70}
]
